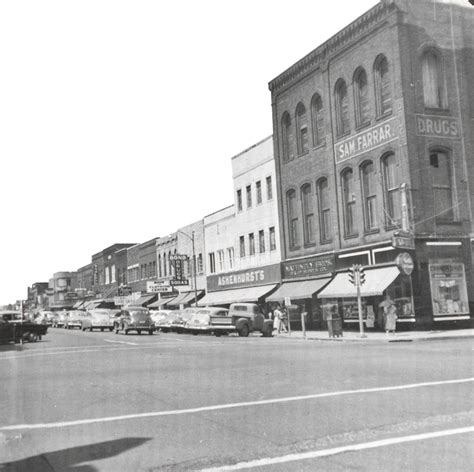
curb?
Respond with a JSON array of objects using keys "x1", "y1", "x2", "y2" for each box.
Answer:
[{"x1": 274, "y1": 333, "x2": 474, "y2": 343}]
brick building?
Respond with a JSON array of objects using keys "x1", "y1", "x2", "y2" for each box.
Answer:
[{"x1": 269, "y1": 0, "x2": 473, "y2": 329}]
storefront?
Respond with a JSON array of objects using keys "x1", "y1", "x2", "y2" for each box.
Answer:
[
  {"x1": 266, "y1": 254, "x2": 334, "y2": 329},
  {"x1": 199, "y1": 264, "x2": 281, "y2": 308}
]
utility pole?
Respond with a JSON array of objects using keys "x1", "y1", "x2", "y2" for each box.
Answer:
[{"x1": 177, "y1": 230, "x2": 198, "y2": 308}]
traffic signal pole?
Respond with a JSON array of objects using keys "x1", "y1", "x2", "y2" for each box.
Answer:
[{"x1": 349, "y1": 265, "x2": 367, "y2": 338}]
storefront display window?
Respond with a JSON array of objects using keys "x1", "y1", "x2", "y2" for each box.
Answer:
[{"x1": 429, "y1": 261, "x2": 469, "y2": 315}]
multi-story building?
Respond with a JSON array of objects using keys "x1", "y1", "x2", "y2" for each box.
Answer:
[
  {"x1": 199, "y1": 137, "x2": 282, "y2": 307},
  {"x1": 268, "y1": 0, "x2": 473, "y2": 328},
  {"x1": 26, "y1": 282, "x2": 49, "y2": 311},
  {"x1": 47, "y1": 271, "x2": 78, "y2": 310}
]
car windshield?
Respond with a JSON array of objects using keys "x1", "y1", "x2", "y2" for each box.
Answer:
[{"x1": 129, "y1": 310, "x2": 149, "y2": 320}]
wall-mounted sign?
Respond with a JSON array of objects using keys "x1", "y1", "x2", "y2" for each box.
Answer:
[
  {"x1": 392, "y1": 234, "x2": 415, "y2": 250},
  {"x1": 335, "y1": 117, "x2": 399, "y2": 163},
  {"x1": 415, "y1": 114, "x2": 460, "y2": 139},
  {"x1": 207, "y1": 263, "x2": 281, "y2": 292},
  {"x1": 396, "y1": 253, "x2": 414, "y2": 276},
  {"x1": 147, "y1": 281, "x2": 172, "y2": 293},
  {"x1": 283, "y1": 254, "x2": 335, "y2": 280}
]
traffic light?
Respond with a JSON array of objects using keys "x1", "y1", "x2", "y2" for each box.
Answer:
[
  {"x1": 359, "y1": 267, "x2": 366, "y2": 286},
  {"x1": 348, "y1": 267, "x2": 355, "y2": 285}
]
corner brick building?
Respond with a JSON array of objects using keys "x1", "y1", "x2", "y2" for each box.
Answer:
[{"x1": 269, "y1": 0, "x2": 473, "y2": 329}]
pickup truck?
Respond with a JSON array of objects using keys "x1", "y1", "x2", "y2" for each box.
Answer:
[
  {"x1": 210, "y1": 303, "x2": 273, "y2": 337},
  {"x1": 0, "y1": 317, "x2": 48, "y2": 343}
]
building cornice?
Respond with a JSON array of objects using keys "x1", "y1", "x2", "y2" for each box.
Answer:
[{"x1": 268, "y1": 1, "x2": 399, "y2": 94}]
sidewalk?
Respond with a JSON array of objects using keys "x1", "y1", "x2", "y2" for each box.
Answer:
[{"x1": 274, "y1": 328, "x2": 474, "y2": 342}]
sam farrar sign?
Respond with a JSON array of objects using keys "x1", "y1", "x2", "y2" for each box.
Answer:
[{"x1": 335, "y1": 117, "x2": 399, "y2": 163}]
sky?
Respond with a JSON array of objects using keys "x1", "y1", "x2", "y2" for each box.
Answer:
[{"x1": 0, "y1": 0, "x2": 379, "y2": 306}]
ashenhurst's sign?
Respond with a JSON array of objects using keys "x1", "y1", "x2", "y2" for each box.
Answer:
[
  {"x1": 283, "y1": 254, "x2": 335, "y2": 280},
  {"x1": 207, "y1": 263, "x2": 281, "y2": 292},
  {"x1": 335, "y1": 117, "x2": 399, "y2": 163}
]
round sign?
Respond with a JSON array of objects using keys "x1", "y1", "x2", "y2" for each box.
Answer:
[{"x1": 396, "y1": 252, "x2": 414, "y2": 276}]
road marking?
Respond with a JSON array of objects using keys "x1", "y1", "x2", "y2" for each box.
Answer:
[
  {"x1": 104, "y1": 339, "x2": 138, "y2": 346},
  {"x1": 1, "y1": 377, "x2": 472, "y2": 431},
  {"x1": 200, "y1": 426, "x2": 474, "y2": 471}
]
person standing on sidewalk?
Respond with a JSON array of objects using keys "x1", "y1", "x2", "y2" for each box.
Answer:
[{"x1": 379, "y1": 293, "x2": 397, "y2": 334}]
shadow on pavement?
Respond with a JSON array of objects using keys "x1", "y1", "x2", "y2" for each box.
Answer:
[{"x1": 0, "y1": 437, "x2": 151, "y2": 471}]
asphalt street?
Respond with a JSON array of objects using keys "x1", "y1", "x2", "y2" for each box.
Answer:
[{"x1": 0, "y1": 328, "x2": 473, "y2": 471}]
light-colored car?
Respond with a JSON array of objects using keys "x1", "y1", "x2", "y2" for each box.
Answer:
[
  {"x1": 170, "y1": 307, "x2": 200, "y2": 333},
  {"x1": 150, "y1": 310, "x2": 172, "y2": 328},
  {"x1": 155, "y1": 311, "x2": 180, "y2": 333},
  {"x1": 80, "y1": 309, "x2": 114, "y2": 332},
  {"x1": 65, "y1": 310, "x2": 90, "y2": 330},
  {"x1": 185, "y1": 307, "x2": 229, "y2": 335},
  {"x1": 113, "y1": 307, "x2": 155, "y2": 335},
  {"x1": 52, "y1": 311, "x2": 68, "y2": 328}
]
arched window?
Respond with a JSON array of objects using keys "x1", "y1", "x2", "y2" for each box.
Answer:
[
  {"x1": 295, "y1": 103, "x2": 309, "y2": 155},
  {"x1": 301, "y1": 184, "x2": 315, "y2": 244},
  {"x1": 429, "y1": 150, "x2": 454, "y2": 220},
  {"x1": 374, "y1": 55, "x2": 392, "y2": 116},
  {"x1": 382, "y1": 153, "x2": 401, "y2": 226},
  {"x1": 286, "y1": 189, "x2": 299, "y2": 248},
  {"x1": 422, "y1": 50, "x2": 447, "y2": 108},
  {"x1": 360, "y1": 161, "x2": 377, "y2": 231},
  {"x1": 317, "y1": 178, "x2": 331, "y2": 242},
  {"x1": 341, "y1": 168, "x2": 356, "y2": 236},
  {"x1": 354, "y1": 68, "x2": 370, "y2": 126},
  {"x1": 335, "y1": 79, "x2": 350, "y2": 136},
  {"x1": 281, "y1": 112, "x2": 293, "y2": 162},
  {"x1": 311, "y1": 93, "x2": 325, "y2": 146}
]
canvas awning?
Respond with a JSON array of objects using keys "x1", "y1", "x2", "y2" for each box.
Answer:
[
  {"x1": 166, "y1": 290, "x2": 204, "y2": 308},
  {"x1": 147, "y1": 296, "x2": 178, "y2": 309},
  {"x1": 266, "y1": 278, "x2": 332, "y2": 302},
  {"x1": 317, "y1": 266, "x2": 400, "y2": 299},
  {"x1": 197, "y1": 284, "x2": 277, "y2": 306},
  {"x1": 130, "y1": 294, "x2": 156, "y2": 307},
  {"x1": 73, "y1": 301, "x2": 84, "y2": 309}
]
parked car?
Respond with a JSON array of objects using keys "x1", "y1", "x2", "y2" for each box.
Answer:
[
  {"x1": 185, "y1": 307, "x2": 229, "y2": 335},
  {"x1": 210, "y1": 303, "x2": 273, "y2": 337},
  {"x1": 0, "y1": 311, "x2": 23, "y2": 323},
  {"x1": 80, "y1": 309, "x2": 114, "y2": 332},
  {"x1": 113, "y1": 307, "x2": 155, "y2": 335},
  {"x1": 65, "y1": 310, "x2": 90, "y2": 330},
  {"x1": 0, "y1": 317, "x2": 48, "y2": 344},
  {"x1": 150, "y1": 310, "x2": 172, "y2": 328},
  {"x1": 36, "y1": 311, "x2": 54, "y2": 326},
  {"x1": 170, "y1": 307, "x2": 199, "y2": 333},
  {"x1": 155, "y1": 311, "x2": 180, "y2": 333},
  {"x1": 52, "y1": 311, "x2": 68, "y2": 328}
]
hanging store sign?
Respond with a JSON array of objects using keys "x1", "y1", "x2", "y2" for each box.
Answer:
[
  {"x1": 415, "y1": 114, "x2": 460, "y2": 139},
  {"x1": 207, "y1": 263, "x2": 281, "y2": 292},
  {"x1": 335, "y1": 117, "x2": 399, "y2": 163},
  {"x1": 282, "y1": 254, "x2": 335, "y2": 280},
  {"x1": 392, "y1": 234, "x2": 415, "y2": 250},
  {"x1": 395, "y1": 253, "x2": 414, "y2": 276}
]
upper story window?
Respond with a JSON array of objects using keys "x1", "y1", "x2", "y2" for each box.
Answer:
[
  {"x1": 317, "y1": 178, "x2": 331, "y2": 242},
  {"x1": 249, "y1": 233, "x2": 255, "y2": 256},
  {"x1": 341, "y1": 168, "x2": 356, "y2": 236},
  {"x1": 335, "y1": 79, "x2": 350, "y2": 137},
  {"x1": 382, "y1": 152, "x2": 401, "y2": 226},
  {"x1": 259, "y1": 230, "x2": 265, "y2": 253},
  {"x1": 246, "y1": 185, "x2": 252, "y2": 208},
  {"x1": 198, "y1": 253, "x2": 203, "y2": 273},
  {"x1": 217, "y1": 250, "x2": 225, "y2": 272},
  {"x1": 310, "y1": 93, "x2": 325, "y2": 146},
  {"x1": 301, "y1": 183, "x2": 315, "y2": 245},
  {"x1": 286, "y1": 189, "x2": 299, "y2": 248},
  {"x1": 209, "y1": 252, "x2": 216, "y2": 274},
  {"x1": 361, "y1": 161, "x2": 377, "y2": 231},
  {"x1": 239, "y1": 236, "x2": 245, "y2": 258},
  {"x1": 237, "y1": 189, "x2": 242, "y2": 212},
  {"x1": 163, "y1": 253, "x2": 167, "y2": 277},
  {"x1": 227, "y1": 248, "x2": 234, "y2": 269},
  {"x1": 295, "y1": 102, "x2": 309, "y2": 155},
  {"x1": 374, "y1": 55, "x2": 392, "y2": 116},
  {"x1": 256, "y1": 180, "x2": 262, "y2": 205},
  {"x1": 281, "y1": 112, "x2": 293, "y2": 162},
  {"x1": 430, "y1": 150, "x2": 454, "y2": 220},
  {"x1": 266, "y1": 176, "x2": 273, "y2": 200},
  {"x1": 354, "y1": 68, "x2": 370, "y2": 127},
  {"x1": 269, "y1": 226, "x2": 276, "y2": 251},
  {"x1": 422, "y1": 49, "x2": 447, "y2": 109},
  {"x1": 158, "y1": 255, "x2": 162, "y2": 277}
]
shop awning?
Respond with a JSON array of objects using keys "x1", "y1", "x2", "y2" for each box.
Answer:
[
  {"x1": 73, "y1": 301, "x2": 84, "y2": 309},
  {"x1": 197, "y1": 284, "x2": 277, "y2": 306},
  {"x1": 266, "y1": 278, "x2": 332, "y2": 302},
  {"x1": 166, "y1": 290, "x2": 204, "y2": 308},
  {"x1": 317, "y1": 266, "x2": 400, "y2": 299},
  {"x1": 130, "y1": 294, "x2": 156, "y2": 307},
  {"x1": 84, "y1": 301, "x2": 101, "y2": 310},
  {"x1": 147, "y1": 296, "x2": 178, "y2": 309}
]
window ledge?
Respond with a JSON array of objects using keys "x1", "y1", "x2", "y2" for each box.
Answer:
[
  {"x1": 289, "y1": 246, "x2": 301, "y2": 251},
  {"x1": 343, "y1": 233, "x2": 359, "y2": 240},
  {"x1": 355, "y1": 121, "x2": 371, "y2": 132},
  {"x1": 298, "y1": 151, "x2": 309, "y2": 158},
  {"x1": 435, "y1": 219, "x2": 462, "y2": 226},
  {"x1": 303, "y1": 242, "x2": 317, "y2": 249},
  {"x1": 375, "y1": 111, "x2": 393, "y2": 122},
  {"x1": 424, "y1": 107, "x2": 450, "y2": 115},
  {"x1": 320, "y1": 239, "x2": 332, "y2": 245},
  {"x1": 364, "y1": 228, "x2": 380, "y2": 235},
  {"x1": 335, "y1": 131, "x2": 351, "y2": 141},
  {"x1": 313, "y1": 141, "x2": 327, "y2": 150}
]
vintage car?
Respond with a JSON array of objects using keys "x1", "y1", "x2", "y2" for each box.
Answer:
[
  {"x1": 52, "y1": 311, "x2": 69, "y2": 328},
  {"x1": 0, "y1": 310, "x2": 23, "y2": 323},
  {"x1": 0, "y1": 317, "x2": 48, "y2": 344},
  {"x1": 114, "y1": 307, "x2": 155, "y2": 335},
  {"x1": 150, "y1": 310, "x2": 172, "y2": 328},
  {"x1": 155, "y1": 311, "x2": 180, "y2": 333},
  {"x1": 65, "y1": 310, "x2": 90, "y2": 330},
  {"x1": 185, "y1": 307, "x2": 229, "y2": 335},
  {"x1": 170, "y1": 307, "x2": 199, "y2": 333},
  {"x1": 81, "y1": 309, "x2": 114, "y2": 332}
]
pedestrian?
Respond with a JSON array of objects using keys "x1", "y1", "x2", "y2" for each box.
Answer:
[
  {"x1": 279, "y1": 306, "x2": 288, "y2": 333},
  {"x1": 379, "y1": 293, "x2": 397, "y2": 334},
  {"x1": 273, "y1": 304, "x2": 282, "y2": 333}
]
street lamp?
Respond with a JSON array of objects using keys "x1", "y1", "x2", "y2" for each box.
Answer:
[{"x1": 177, "y1": 230, "x2": 198, "y2": 308}]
